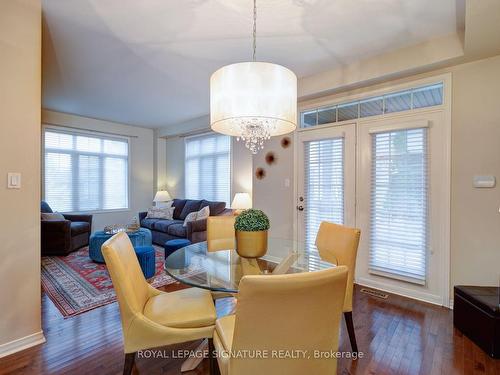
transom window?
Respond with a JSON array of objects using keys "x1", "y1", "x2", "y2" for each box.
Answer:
[{"x1": 301, "y1": 83, "x2": 443, "y2": 128}]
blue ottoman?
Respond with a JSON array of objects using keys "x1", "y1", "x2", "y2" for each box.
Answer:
[
  {"x1": 135, "y1": 246, "x2": 156, "y2": 279},
  {"x1": 164, "y1": 239, "x2": 191, "y2": 260},
  {"x1": 89, "y1": 228, "x2": 152, "y2": 263}
]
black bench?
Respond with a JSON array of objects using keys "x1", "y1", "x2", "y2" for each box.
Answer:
[{"x1": 453, "y1": 286, "x2": 499, "y2": 359}]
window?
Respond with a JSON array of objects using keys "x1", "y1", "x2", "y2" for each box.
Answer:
[
  {"x1": 369, "y1": 127, "x2": 428, "y2": 284},
  {"x1": 300, "y1": 82, "x2": 444, "y2": 128},
  {"x1": 43, "y1": 128, "x2": 129, "y2": 212},
  {"x1": 304, "y1": 137, "x2": 344, "y2": 253},
  {"x1": 184, "y1": 133, "x2": 231, "y2": 204}
]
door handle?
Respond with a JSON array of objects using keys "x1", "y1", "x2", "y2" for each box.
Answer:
[{"x1": 297, "y1": 205, "x2": 304, "y2": 211}]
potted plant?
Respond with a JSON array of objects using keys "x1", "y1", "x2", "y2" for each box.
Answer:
[{"x1": 234, "y1": 209, "x2": 270, "y2": 258}]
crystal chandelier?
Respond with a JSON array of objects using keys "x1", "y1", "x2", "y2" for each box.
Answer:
[{"x1": 210, "y1": 0, "x2": 297, "y2": 154}]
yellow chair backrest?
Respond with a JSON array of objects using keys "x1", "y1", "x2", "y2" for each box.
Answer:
[
  {"x1": 315, "y1": 221, "x2": 361, "y2": 312},
  {"x1": 230, "y1": 266, "x2": 348, "y2": 374},
  {"x1": 207, "y1": 215, "x2": 236, "y2": 252},
  {"x1": 101, "y1": 232, "x2": 151, "y2": 329}
]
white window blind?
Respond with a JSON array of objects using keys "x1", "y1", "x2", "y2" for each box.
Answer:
[
  {"x1": 43, "y1": 129, "x2": 129, "y2": 212},
  {"x1": 185, "y1": 133, "x2": 231, "y2": 204},
  {"x1": 304, "y1": 137, "x2": 344, "y2": 253},
  {"x1": 370, "y1": 128, "x2": 428, "y2": 284}
]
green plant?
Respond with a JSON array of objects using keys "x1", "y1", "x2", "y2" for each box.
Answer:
[{"x1": 234, "y1": 209, "x2": 270, "y2": 232}]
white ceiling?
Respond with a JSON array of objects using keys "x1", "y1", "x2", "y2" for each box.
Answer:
[{"x1": 42, "y1": 0, "x2": 458, "y2": 128}]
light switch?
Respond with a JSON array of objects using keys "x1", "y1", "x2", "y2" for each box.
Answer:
[
  {"x1": 7, "y1": 173, "x2": 21, "y2": 189},
  {"x1": 284, "y1": 178, "x2": 290, "y2": 188}
]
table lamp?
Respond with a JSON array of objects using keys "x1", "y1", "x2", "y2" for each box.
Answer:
[
  {"x1": 153, "y1": 190, "x2": 172, "y2": 208},
  {"x1": 231, "y1": 192, "x2": 252, "y2": 214}
]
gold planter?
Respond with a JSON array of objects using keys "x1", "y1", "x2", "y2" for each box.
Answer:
[{"x1": 235, "y1": 230, "x2": 268, "y2": 258}]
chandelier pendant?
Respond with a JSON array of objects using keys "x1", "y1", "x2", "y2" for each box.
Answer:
[{"x1": 209, "y1": 0, "x2": 297, "y2": 154}]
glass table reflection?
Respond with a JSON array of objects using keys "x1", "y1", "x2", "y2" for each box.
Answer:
[{"x1": 164, "y1": 237, "x2": 336, "y2": 293}]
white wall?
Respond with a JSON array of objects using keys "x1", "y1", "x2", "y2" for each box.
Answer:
[
  {"x1": 252, "y1": 136, "x2": 294, "y2": 240},
  {"x1": 0, "y1": 0, "x2": 44, "y2": 357},
  {"x1": 42, "y1": 110, "x2": 155, "y2": 231},
  {"x1": 257, "y1": 54, "x2": 500, "y2": 297}
]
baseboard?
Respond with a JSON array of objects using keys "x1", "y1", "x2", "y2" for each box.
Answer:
[
  {"x1": 0, "y1": 331, "x2": 46, "y2": 358},
  {"x1": 449, "y1": 299, "x2": 454, "y2": 310},
  {"x1": 356, "y1": 277, "x2": 450, "y2": 308}
]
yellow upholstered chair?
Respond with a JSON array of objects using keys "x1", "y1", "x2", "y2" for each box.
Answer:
[
  {"x1": 315, "y1": 221, "x2": 361, "y2": 352},
  {"x1": 213, "y1": 266, "x2": 348, "y2": 375},
  {"x1": 207, "y1": 215, "x2": 236, "y2": 252},
  {"x1": 101, "y1": 232, "x2": 217, "y2": 375}
]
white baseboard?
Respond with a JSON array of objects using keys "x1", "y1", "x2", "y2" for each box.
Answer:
[
  {"x1": 449, "y1": 299, "x2": 454, "y2": 310},
  {"x1": 0, "y1": 331, "x2": 46, "y2": 358},
  {"x1": 356, "y1": 277, "x2": 450, "y2": 308}
]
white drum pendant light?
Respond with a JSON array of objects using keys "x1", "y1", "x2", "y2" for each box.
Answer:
[{"x1": 210, "y1": 0, "x2": 297, "y2": 154}]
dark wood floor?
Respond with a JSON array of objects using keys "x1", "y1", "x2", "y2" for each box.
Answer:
[{"x1": 1, "y1": 283, "x2": 498, "y2": 375}]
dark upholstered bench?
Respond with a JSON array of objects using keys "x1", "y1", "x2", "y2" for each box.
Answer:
[{"x1": 453, "y1": 286, "x2": 499, "y2": 358}]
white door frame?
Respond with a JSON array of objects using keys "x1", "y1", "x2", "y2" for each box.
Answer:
[
  {"x1": 295, "y1": 124, "x2": 356, "y2": 247},
  {"x1": 294, "y1": 73, "x2": 452, "y2": 307}
]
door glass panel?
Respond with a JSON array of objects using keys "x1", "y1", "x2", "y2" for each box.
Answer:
[{"x1": 304, "y1": 138, "x2": 344, "y2": 252}]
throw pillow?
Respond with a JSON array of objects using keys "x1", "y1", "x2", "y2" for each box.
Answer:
[
  {"x1": 146, "y1": 206, "x2": 174, "y2": 219},
  {"x1": 183, "y1": 205, "x2": 210, "y2": 227},
  {"x1": 41, "y1": 212, "x2": 65, "y2": 221}
]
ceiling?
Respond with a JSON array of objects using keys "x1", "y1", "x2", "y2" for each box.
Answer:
[{"x1": 42, "y1": 0, "x2": 458, "y2": 128}]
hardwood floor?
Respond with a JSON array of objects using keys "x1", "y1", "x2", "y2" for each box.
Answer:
[{"x1": 1, "y1": 284, "x2": 498, "y2": 375}]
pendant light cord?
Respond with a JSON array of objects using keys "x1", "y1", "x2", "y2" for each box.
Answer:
[{"x1": 253, "y1": 0, "x2": 257, "y2": 61}]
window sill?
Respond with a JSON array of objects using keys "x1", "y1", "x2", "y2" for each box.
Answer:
[{"x1": 63, "y1": 208, "x2": 131, "y2": 215}]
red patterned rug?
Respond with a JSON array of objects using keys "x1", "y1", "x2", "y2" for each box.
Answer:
[{"x1": 41, "y1": 246, "x2": 192, "y2": 318}]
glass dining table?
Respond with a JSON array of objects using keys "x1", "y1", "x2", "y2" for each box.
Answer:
[{"x1": 163, "y1": 237, "x2": 336, "y2": 293}]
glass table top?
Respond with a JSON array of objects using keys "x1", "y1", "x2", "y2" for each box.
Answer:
[{"x1": 163, "y1": 237, "x2": 336, "y2": 293}]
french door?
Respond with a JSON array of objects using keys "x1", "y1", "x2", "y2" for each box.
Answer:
[{"x1": 297, "y1": 124, "x2": 356, "y2": 252}]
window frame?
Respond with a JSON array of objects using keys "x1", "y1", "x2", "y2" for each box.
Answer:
[
  {"x1": 183, "y1": 132, "x2": 232, "y2": 205},
  {"x1": 42, "y1": 125, "x2": 131, "y2": 214}
]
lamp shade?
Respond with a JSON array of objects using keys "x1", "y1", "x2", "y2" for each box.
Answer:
[
  {"x1": 210, "y1": 62, "x2": 297, "y2": 137},
  {"x1": 231, "y1": 192, "x2": 252, "y2": 210},
  {"x1": 153, "y1": 190, "x2": 171, "y2": 202}
]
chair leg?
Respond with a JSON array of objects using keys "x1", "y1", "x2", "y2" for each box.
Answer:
[
  {"x1": 208, "y1": 338, "x2": 217, "y2": 375},
  {"x1": 123, "y1": 352, "x2": 136, "y2": 375},
  {"x1": 344, "y1": 311, "x2": 358, "y2": 353}
]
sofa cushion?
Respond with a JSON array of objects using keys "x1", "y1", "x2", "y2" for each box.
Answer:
[
  {"x1": 153, "y1": 219, "x2": 182, "y2": 233},
  {"x1": 70, "y1": 221, "x2": 90, "y2": 236},
  {"x1": 179, "y1": 200, "x2": 202, "y2": 220},
  {"x1": 172, "y1": 199, "x2": 187, "y2": 220},
  {"x1": 141, "y1": 218, "x2": 160, "y2": 230},
  {"x1": 200, "y1": 200, "x2": 226, "y2": 216},
  {"x1": 167, "y1": 223, "x2": 187, "y2": 237},
  {"x1": 41, "y1": 201, "x2": 53, "y2": 213}
]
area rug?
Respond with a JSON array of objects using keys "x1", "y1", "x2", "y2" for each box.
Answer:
[{"x1": 41, "y1": 246, "x2": 195, "y2": 318}]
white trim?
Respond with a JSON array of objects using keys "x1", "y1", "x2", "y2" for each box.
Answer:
[
  {"x1": 449, "y1": 299, "x2": 454, "y2": 310},
  {"x1": 368, "y1": 119, "x2": 429, "y2": 134},
  {"x1": 293, "y1": 73, "x2": 452, "y2": 307},
  {"x1": 356, "y1": 277, "x2": 445, "y2": 307},
  {"x1": 0, "y1": 331, "x2": 45, "y2": 358}
]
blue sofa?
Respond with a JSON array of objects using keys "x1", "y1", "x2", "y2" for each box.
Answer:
[{"x1": 139, "y1": 199, "x2": 232, "y2": 246}]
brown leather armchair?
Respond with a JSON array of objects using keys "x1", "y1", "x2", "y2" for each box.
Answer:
[{"x1": 41, "y1": 201, "x2": 92, "y2": 256}]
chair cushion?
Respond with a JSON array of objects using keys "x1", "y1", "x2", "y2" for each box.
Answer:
[
  {"x1": 141, "y1": 218, "x2": 159, "y2": 230},
  {"x1": 167, "y1": 223, "x2": 186, "y2": 237},
  {"x1": 70, "y1": 221, "x2": 90, "y2": 236},
  {"x1": 143, "y1": 288, "x2": 216, "y2": 328},
  {"x1": 153, "y1": 219, "x2": 181, "y2": 233},
  {"x1": 200, "y1": 200, "x2": 226, "y2": 216},
  {"x1": 179, "y1": 200, "x2": 202, "y2": 220},
  {"x1": 172, "y1": 199, "x2": 187, "y2": 220},
  {"x1": 215, "y1": 315, "x2": 235, "y2": 351}
]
